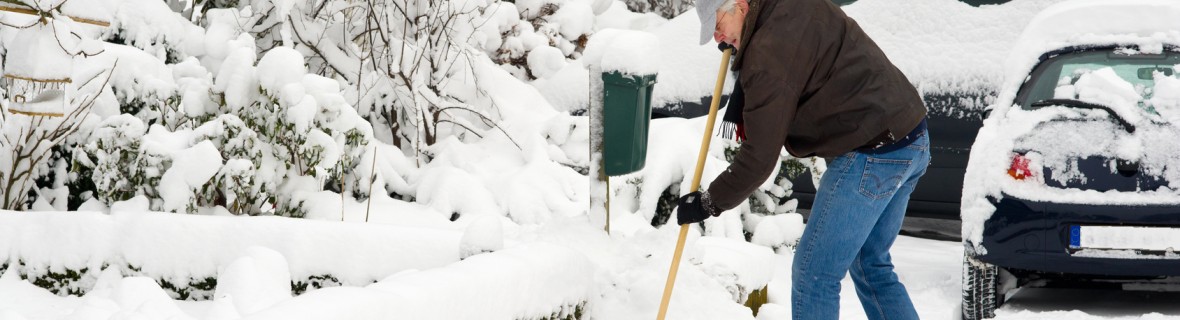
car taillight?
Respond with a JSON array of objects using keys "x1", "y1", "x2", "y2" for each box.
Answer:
[{"x1": 1008, "y1": 153, "x2": 1035, "y2": 180}]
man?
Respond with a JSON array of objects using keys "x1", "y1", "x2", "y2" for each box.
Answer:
[{"x1": 675, "y1": 0, "x2": 930, "y2": 318}]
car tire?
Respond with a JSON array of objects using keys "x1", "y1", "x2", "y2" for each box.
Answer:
[{"x1": 962, "y1": 254, "x2": 1005, "y2": 320}]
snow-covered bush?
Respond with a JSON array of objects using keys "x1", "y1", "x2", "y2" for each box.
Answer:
[
  {"x1": 87, "y1": 115, "x2": 150, "y2": 206},
  {"x1": 0, "y1": 19, "x2": 109, "y2": 210},
  {"x1": 750, "y1": 213, "x2": 804, "y2": 253},
  {"x1": 102, "y1": 0, "x2": 207, "y2": 64},
  {"x1": 622, "y1": 0, "x2": 694, "y2": 19}
]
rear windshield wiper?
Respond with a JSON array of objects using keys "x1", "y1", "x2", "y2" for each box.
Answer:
[{"x1": 1030, "y1": 99, "x2": 1136, "y2": 134}]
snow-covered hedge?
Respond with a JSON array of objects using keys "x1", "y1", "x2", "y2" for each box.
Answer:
[
  {"x1": 240, "y1": 243, "x2": 594, "y2": 320},
  {"x1": 0, "y1": 210, "x2": 460, "y2": 299},
  {"x1": 0, "y1": 210, "x2": 780, "y2": 319}
]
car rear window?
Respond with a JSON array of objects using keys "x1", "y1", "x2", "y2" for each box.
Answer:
[{"x1": 1019, "y1": 49, "x2": 1180, "y2": 119}]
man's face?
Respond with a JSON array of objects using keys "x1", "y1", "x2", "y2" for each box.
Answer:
[{"x1": 713, "y1": 0, "x2": 747, "y2": 49}]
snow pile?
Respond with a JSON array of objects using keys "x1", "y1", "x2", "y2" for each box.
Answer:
[
  {"x1": 547, "y1": 221, "x2": 772, "y2": 320},
  {"x1": 0, "y1": 210, "x2": 462, "y2": 299},
  {"x1": 961, "y1": 0, "x2": 1180, "y2": 245},
  {"x1": 694, "y1": 237, "x2": 775, "y2": 303},
  {"x1": 106, "y1": 277, "x2": 193, "y2": 319},
  {"x1": 458, "y1": 215, "x2": 506, "y2": 259},
  {"x1": 357, "y1": 243, "x2": 594, "y2": 320},
  {"x1": 583, "y1": 29, "x2": 661, "y2": 75},
  {"x1": 214, "y1": 247, "x2": 293, "y2": 315}
]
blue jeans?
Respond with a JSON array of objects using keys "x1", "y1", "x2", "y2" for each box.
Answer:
[{"x1": 792, "y1": 129, "x2": 930, "y2": 320}]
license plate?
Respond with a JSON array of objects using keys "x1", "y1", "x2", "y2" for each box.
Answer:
[{"x1": 1070, "y1": 225, "x2": 1180, "y2": 251}]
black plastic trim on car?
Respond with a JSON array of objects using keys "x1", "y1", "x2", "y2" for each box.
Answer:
[{"x1": 976, "y1": 194, "x2": 1180, "y2": 277}]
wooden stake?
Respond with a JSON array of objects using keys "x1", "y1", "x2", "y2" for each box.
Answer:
[{"x1": 0, "y1": 1, "x2": 111, "y2": 27}]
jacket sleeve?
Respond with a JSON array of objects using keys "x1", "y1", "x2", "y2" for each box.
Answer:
[{"x1": 706, "y1": 25, "x2": 819, "y2": 211}]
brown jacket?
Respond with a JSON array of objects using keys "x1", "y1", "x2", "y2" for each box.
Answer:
[{"x1": 707, "y1": 0, "x2": 926, "y2": 210}]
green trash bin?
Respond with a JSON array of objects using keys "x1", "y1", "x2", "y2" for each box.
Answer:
[{"x1": 602, "y1": 70, "x2": 657, "y2": 176}]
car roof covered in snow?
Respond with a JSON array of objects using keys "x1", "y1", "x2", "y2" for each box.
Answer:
[{"x1": 1005, "y1": 0, "x2": 1180, "y2": 83}]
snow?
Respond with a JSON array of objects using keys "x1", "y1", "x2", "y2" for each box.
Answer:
[
  {"x1": 3, "y1": 21, "x2": 73, "y2": 80},
  {"x1": 213, "y1": 34, "x2": 259, "y2": 110},
  {"x1": 6, "y1": 89, "x2": 65, "y2": 116},
  {"x1": 552, "y1": 2, "x2": 595, "y2": 41},
  {"x1": 526, "y1": 45, "x2": 568, "y2": 80},
  {"x1": 107, "y1": 277, "x2": 192, "y2": 319},
  {"x1": 1072, "y1": 67, "x2": 1146, "y2": 125},
  {"x1": 4, "y1": 211, "x2": 1179, "y2": 319},
  {"x1": 172, "y1": 57, "x2": 215, "y2": 117},
  {"x1": 7, "y1": 0, "x2": 1180, "y2": 319},
  {"x1": 751, "y1": 213, "x2": 804, "y2": 251},
  {"x1": 842, "y1": 0, "x2": 1064, "y2": 105},
  {"x1": 214, "y1": 247, "x2": 292, "y2": 315},
  {"x1": 595, "y1": 0, "x2": 665, "y2": 32},
  {"x1": 159, "y1": 140, "x2": 222, "y2": 213},
  {"x1": 583, "y1": 29, "x2": 661, "y2": 75},
  {"x1": 302, "y1": 130, "x2": 339, "y2": 166},
  {"x1": 533, "y1": 61, "x2": 590, "y2": 112},
  {"x1": 58, "y1": 0, "x2": 113, "y2": 25},
  {"x1": 255, "y1": 48, "x2": 307, "y2": 94},
  {"x1": 695, "y1": 237, "x2": 774, "y2": 301},
  {"x1": 110, "y1": 195, "x2": 151, "y2": 214},
  {"x1": 515, "y1": 0, "x2": 559, "y2": 21},
  {"x1": 88, "y1": 43, "x2": 178, "y2": 108},
  {"x1": 103, "y1": 0, "x2": 206, "y2": 59},
  {"x1": 1150, "y1": 72, "x2": 1180, "y2": 123},
  {"x1": 644, "y1": 9, "x2": 734, "y2": 109},
  {"x1": 459, "y1": 215, "x2": 506, "y2": 259},
  {"x1": 0, "y1": 210, "x2": 463, "y2": 296}
]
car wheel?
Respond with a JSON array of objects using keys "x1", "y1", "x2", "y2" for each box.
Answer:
[{"x1": 961, "y1": 254, "x2": 1006, "y2": 320}]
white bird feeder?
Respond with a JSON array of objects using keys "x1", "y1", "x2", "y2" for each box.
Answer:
[{"x1": 3, "y1": 21, "x2": 73, "y2": 117}]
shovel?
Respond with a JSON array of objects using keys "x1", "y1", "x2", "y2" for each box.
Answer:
[{"x1": 656, "y1": 47, "x2": 733, "y2": 320}]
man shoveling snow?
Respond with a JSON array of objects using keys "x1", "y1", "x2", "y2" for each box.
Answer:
[{"x1": 676, "y1": 0, "x2": 930, "y2": 318}]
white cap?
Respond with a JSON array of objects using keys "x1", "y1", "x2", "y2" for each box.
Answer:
[{"x1": 695, "y1": 0, "x2": 726, "y2": 45}]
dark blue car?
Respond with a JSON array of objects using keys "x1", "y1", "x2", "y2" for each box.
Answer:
[{"x1": 959, "y1": 1, "x2": 1180, "y2": 319}]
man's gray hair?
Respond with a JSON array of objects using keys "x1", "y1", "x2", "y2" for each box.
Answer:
[{"x1": 718, "y1": 0, "x2": 737, "y2": 13}]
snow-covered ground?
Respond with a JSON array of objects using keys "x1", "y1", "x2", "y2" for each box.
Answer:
[{"x1": 6, "y1": 225, "x2": 1180, "y2": 320}]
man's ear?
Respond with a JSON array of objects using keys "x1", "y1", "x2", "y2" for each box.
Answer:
[{"x1": 735, "y1": 0, "x2": 750, "y2": 14}]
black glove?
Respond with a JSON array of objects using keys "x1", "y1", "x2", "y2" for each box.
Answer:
[{"x1": 677, "y1": 191, "x2": 719, "y2": 225}]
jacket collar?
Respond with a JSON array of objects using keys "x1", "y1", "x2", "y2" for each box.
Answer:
[{"x1": 732, "y1": 0, "x2": 777, "y2": 70}]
